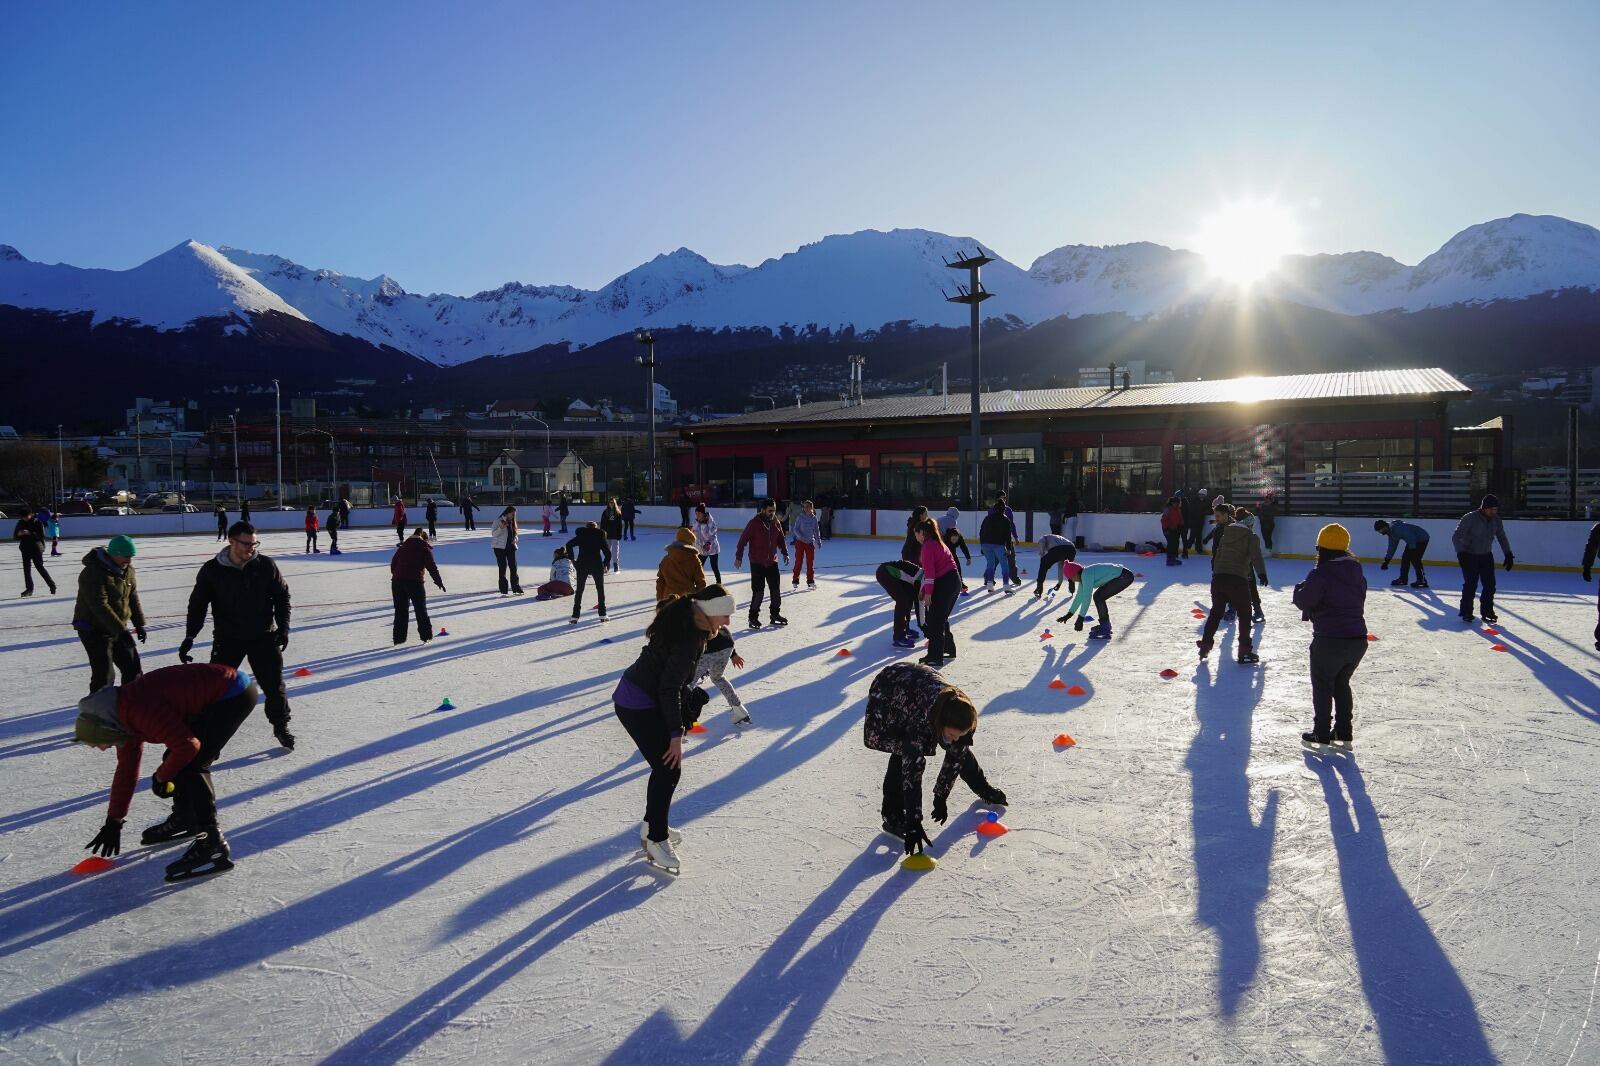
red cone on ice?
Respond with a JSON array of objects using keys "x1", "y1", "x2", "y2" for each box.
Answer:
[
  {"x1": 71, "y1": 857, "x2": 114, "y2": 875},
  {"x1": 1491, "y1": 644, "x2": 1509, "y2": 652},
  {"x1": 1052, "y1": 733, "x2": 1076, "y2": 747},
  {"x1": 1366, "y1": 634, "x2": 1378, "y2": 641},
  {"x1": 293, "y1": 667, "x2": 312, "y2": 677},
  {"x1": 438, "y1": 627, "x2": 448, "y2": 636},
  {"x1": 976, "y1": 812, "x2": 1009, "y2": 836},
  {"x1": 1048, "y1": 676, "x2": 1067, "y2": 690},
  {"x1": 688, "y1": 722, "x2": 708, "y2": 734},
  {"x1": 1040, "y1": 630, "x2": 1053, "y2": 640},
  {"x1": 835, "y1": 647, "x2": 852, "y2": 657},
  {"x1": 1483, "y1": 627, "x2": 1498, "y2": 635},
  {"x1": 1160, "y1": 668, "x2": 1179, "y2": 678},
  {"x1": 1065, "y1": 684, "x2": 1087, "y2": 696}
]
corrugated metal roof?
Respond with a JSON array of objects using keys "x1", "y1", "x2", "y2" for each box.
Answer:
[{"x1": 691, "y1": 368, "x2": 1470, "y2": 432}]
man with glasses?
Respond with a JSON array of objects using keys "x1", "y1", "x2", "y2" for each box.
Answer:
[{"x1": 177, "y1": 521, "x2": 297, "y2": 751}]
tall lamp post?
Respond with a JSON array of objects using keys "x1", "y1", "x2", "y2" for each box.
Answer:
[
  {"x1": 57, "y1": 424, "x2": 65, "y2": 504},
  {"x1": 945, "y1": 248, "x2": 994, "y2": 509},
  {"x1": 296, "y1": 429, "x2": 336, "y2": 504},
  {"x1": 526, "y1": 416, "x2": 552, "y2": 503},
  {"x1": 230, "y1": 411, "x2": 241, "y2": 509},
  {"x1": 635, "y1": 330, "x2": 657, "y2": 503},
  {"x1": 272, "y1": 379, "x2": 283, "y2": 508}
]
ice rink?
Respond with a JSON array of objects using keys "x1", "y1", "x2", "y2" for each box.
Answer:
[{"x1": 1, "y1": 523, "x2": 1597, "y2": 1064}]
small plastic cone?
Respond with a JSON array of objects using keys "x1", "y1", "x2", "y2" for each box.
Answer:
[
  {"x1": 436, "y1": 698, "x2": 455, "y2": 711},
  {"x1": 688, "y1": 722, "x2": 707, "y2": 734},
  {"x1": 835, "y1": 647, "x2": 852, "y2": 657},
  {"x1": 293, "y1": 667, "x2": 312, "y2": 677},
  {"x1": 1040, "y1": 630, "x2": 1053, "y2": 639},
  {"x1": 1052, "y1": 733, "x2": 1076, "y2": 747},
  {"x1": 1160, "y1": 668, "x2": 1179, "y2": 678},
  {"x1": 1483, "y1": 627, "x2": 1498, "y2": 635},
  {"x1": 1366, "y1": 633, "x2": 1378, "y2": 641},
  {"x1": 900, "y1": 852, "x2": 937, "y2": 871},
  {"x1": 438, "y1": 627, "x2": 448, "y2": 636},
  {"x1": 71, "y1": 856, "x2": 114, "y2": 875},
  {"x1": 1065, "y1": 684, "x2": 1087, "y2": 696},
  {"x1": 1490, "y1": 644, "x2": 1508, "y2": 652},
  {"x1": 1136, "y1": 573, "x2": 1145, "y2": 578},
  {"x1": 1048, "y1": 676, "x2": 1067, "y2": 690},
  {"x1": 976, "y1": 819, "x2": 1009, "y2": 836}
]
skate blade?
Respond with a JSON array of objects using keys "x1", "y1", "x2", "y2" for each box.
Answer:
[
  {"x1": 141, "y1": 831, "x2": 200, "y2": 848},
  {"x1": 164, "y1": 857, "x2": 234, "y2": 882}
]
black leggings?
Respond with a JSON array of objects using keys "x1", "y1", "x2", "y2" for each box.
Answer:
[
  {"x1": 21, "y1": 551, "x2": 53, "y2": 594},
  {"x1": 922, "y1": 569, "x2": 960, "y2": 660},
  {"x1": 391, "y1": 579, "x2": 433, "y2": 642},
  {"x1": 174, "y1": 683, "x2": 259, "y2": 830},
  {"x1": 1092, "y1": 569, "x2": 1135, "y2": 626},
  {"x1": 574, "y1": 567, "x2": 607, "y2": 618},
  {"x1": 705, "y1": 553, "x2": 722, "y2": 583},
  {"x1": 615, "y1": 703, "x2": 682, "y2": 842},
  {"x1": 1309, "y1": 636, "x2": 1367, "y2": 741},
  {"x1": 494, "y1": 547, "x2": 521, "y2": 594},
  {"x1": 881, "y1": 751, "x2": 995, "y2": 821},
  {"x1": 79, "y1": 630, "x2": 142, "y2": 694},
  {"x1": 1035, "y1": 545, "x2": 1078, "y2": 595}
]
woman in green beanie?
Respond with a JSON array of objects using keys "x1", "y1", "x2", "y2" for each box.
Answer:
[{"x1": 72, "y1": 535, "x2": 146, "y2": 693}]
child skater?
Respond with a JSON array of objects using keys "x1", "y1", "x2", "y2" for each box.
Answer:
[
  {"x1": 876, "y1": 558, "x2": 923, "y2": 648},
  {"x1": 863, "y1": 661, "x2": 1007, "y2": 854},
  {"x1": 1055, "y1": 560, "x2": 1135, "y2": 640},
  {"x1": 541, "y1": 500, "x2": 553, "y2": 538},
  {"x1": 941, "y1": 507, "x2": 973, "y2": 593},
  {"x1": 535, "y1": 546, "x2": 576, "y2": 600},
  {"x1": 304, "y1": 505, "x2": 320, "y2": 553},
  {"x1": 688, "y1": 624, "x2": 751, "y2": 726}
]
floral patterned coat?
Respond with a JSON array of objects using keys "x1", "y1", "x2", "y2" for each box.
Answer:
[{"x1": 863, "y1": 662, "x2": 972, "y2": 822}]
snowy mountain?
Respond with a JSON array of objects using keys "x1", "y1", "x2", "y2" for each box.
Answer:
[{"x1": 3, "y1": 214, "x2": 1599, "y2": 366}]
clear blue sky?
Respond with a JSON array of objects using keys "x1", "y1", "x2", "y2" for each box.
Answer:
[{"x1": 3, "y1": 1, "x2": 1597, "y2": 293}]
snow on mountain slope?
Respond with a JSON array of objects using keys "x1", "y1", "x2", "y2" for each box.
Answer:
[
  {"x1": 0, "y1": 240, "x2": 306, "y2": 328},
  {"x1": 1026, "y1": 241, "x2": 1212, "y2": 317},
  {"x1": 1393, "y1": 213, "x2": 1600, "y2": 309}
]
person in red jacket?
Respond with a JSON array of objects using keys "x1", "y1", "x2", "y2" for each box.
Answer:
[
  {"x1": 391, "y1": 497, "x2": 408, "y2": 542},
  {"x1": 76, "y1": 662, "x2": 260, "y2": 882},
  {"x1": 304, "y1": 505, "x2": 321, "y2": 554},
  {"x1": 733, "y1": 498, "x2": 790, "y2": 629},
  {"x1": 1160, "y1": 496, "x2": 1185, "y2": 566},
  {"x1": 390, "y1": 526, "x2": 446, "y2": 644}
]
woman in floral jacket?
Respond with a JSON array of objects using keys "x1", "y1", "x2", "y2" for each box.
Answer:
[{"x1": 863, "y1": 662, "x2": 1007, "y2": 856}]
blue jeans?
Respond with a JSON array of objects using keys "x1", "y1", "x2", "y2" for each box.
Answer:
[
  {"x1": 980, "y1": 544, "x2": 1012, "y2": 584},
  {"x1": 1458, "y1": 552, "x2": 1496, "y2": 617}
]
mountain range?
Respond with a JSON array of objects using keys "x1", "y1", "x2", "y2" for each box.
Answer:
[{"x1": 4, "y1": 213, "x2": 1599, "y2": 367}]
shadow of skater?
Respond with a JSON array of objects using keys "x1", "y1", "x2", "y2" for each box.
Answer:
[
  {"x1": 1186, "y1": 659, "x2": 1277, "y2": 1017},
  {"x1": 1306, "y1": 754, "x2": 1496, "y2": 1064}
]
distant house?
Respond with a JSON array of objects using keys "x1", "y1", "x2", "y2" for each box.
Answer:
[
  {"x1": 487, "y1": 399, "x2": 545, "y2": 419},
  {"x1": 565, "y1": 400, "x2": 601, "y2": 422},
  {"x1": 485, "y1": 447, "x2": 594, "y2": 498}
]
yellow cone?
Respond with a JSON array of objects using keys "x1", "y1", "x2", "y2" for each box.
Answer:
[{"x1": 900, "y1": 852, "x2": 937, "y2": 871}]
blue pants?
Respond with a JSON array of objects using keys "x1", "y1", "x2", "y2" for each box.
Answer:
[
  {"x1": 1458, "y1": 552, "x2": 1496, "y2": 618},
  {"x1": 980, "y1": 544, "x2": 1013, "y2": 584}
]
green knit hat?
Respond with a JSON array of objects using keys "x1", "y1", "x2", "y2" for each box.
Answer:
[
  {"x1": 75, "y1": 687, "x2": 129, "y2": 746},
  {"x1": 106, "y1": 535, "x2": 137, "y2": 558}
]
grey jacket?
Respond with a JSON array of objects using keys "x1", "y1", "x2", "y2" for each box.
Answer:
[
  {"x1": 790, "y1": 513, "x2": 822, "y2": 547},
  {"x1": 1451, "y1": 510, "x2": 1512, "y2": 557}
]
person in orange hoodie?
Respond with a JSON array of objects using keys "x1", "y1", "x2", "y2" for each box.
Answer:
[{"x1": 656, "y1": 527, "x2": 707, "y2": 603}]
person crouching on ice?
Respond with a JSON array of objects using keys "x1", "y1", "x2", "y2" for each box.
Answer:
[
  {"x1": 77, "y1": 662, "x2": 260, "y2": 882},
  {"x1": 1055, "y1": 560, "x2": 1135, "y2": 640},
  {"x1": 864, "y1": 662, "x2": 1007, "y2": 857},
  {"x1": 536, "y1": 547, "x2": 576, "y2": 600}
]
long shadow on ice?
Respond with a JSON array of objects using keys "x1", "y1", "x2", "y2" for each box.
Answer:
[{"x1": 1305, "y1": 754, "x2": 1496, "y2": 1064}]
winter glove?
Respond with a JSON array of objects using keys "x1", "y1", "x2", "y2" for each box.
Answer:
[
  {"x1": 150, "y1": 775, "x2": 175, "y2": 799},
  {"x1": 931, "y1": 795, "x2": 949, "y2": 825},
  {"x1": 85, "y1": 818, "x2": 122, "y2": 858},
  {"x1": 1258, "y1": 573, "x2": 1269, "y2": 587},
  {"x1": 1074, "y1": 615, "x2": 1087, "y2": 632},
  {"x1": 1585, "y1": 569, "x2": 1593, "y2": 582},
  {"x1": 1503, "y1": 554, "x2": 1514, "y2": 572},
  {"x1": 904, "y1": 820, "x2": 932, "y2": 856},
  {"x1": 276, "y1": 629, "x2": 290, "y2": 651},
  {"x1": 177, "y1": 637, "x2": 195, "y2": 664},
  {"x1": 1380, "y1": 562, "x2": 1388, "y2": 571},
  {"x1": 976, "y1": 785, "x2": 1008, "y2": 806},
  {"x1": 134, "y1": 626, "x2": 147, "y2": 644}
]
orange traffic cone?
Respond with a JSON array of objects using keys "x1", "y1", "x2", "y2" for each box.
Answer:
[
  {"x1": 976, "y1": 812, "x2": 1009, "y2": 836},
  {"x1": 688, "y1": 722, "x2": 708, "y2": 734},
  {"x1": 1065, "y1": 684, "x2": 1087, "y2": 696},
  {"x1": 1366, "y1": 633, "x2": 1378, "y2": 641},
  {"x1": 1040, "y1": 630, "x2": 1053, "y2": 640},
  {"x1": 1483, "y1": 627, "x2": 1499, "y2": 635},
  {"x1": 1490, "y1": 644, "x2": 1508, "y2": 652},
  {"x1": 71, "y1": 856, "x2": 115, "y2": 875},
  {"x1": 835, "y1": 647, "x2": 852, "y2": 657},
  {"x1": 1160, "y1": 668, "x2": 1179, "y2": 678},
  {"x1": 1047, "y1": 676, "x2": 1067, "y2": 690},
  {"x1": 293, "y1": 667, "x2": 312, "y2": 677},
  {"x1": 1052, "y1": 733, "x2": 1076, "y2": 747}
]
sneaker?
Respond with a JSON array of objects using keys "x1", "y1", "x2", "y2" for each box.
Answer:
[
  {"x1": 1410, "y1": 579, "x2": 1428, "y2": 589},
  {"x1": 1237, "y1": 652, "x2": 1260, "y2": 664},
  {"x1": 1196, "y1": 639, "x2": 1213, "y2": 660},
  {"x1": 769, "y1": 615, "x2": 789, "y2": 626},
  {"x1": 640, "y1": 820, "x2": 683, "y2": 845},
  {"x1": 643, "y1": 837, "x2": 680, "y2": 875},
  {"x1": 141, "y1": 811, "x2": 199, "y2": 846},
  {"x1": 164, "y1": 831, "x2": 233, "y2": 882}
]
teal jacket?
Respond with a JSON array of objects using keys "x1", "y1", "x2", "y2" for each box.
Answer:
[{"x1": 1063, "y1": 563, "x2": 1130, "y2": 619}]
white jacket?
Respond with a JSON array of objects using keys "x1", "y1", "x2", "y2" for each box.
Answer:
[
  {"x1": 692, "y1": 516, "x2": 721, "y2": 556},
  {"x1": 549, "y1": 557, "x2": 575, "y2": 585},
  {"x1": 491, "y1": 516, "x2": 518, "y2": 550}
]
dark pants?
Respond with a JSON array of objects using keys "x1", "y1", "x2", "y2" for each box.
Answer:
[
  {"x1": 559, "y1": 511, "x2": 569, "y2": 533},
  {"x1": 624, "y1": 518, "x2": 635, "y2": 540},
  {"x1": 615, "y1": 703, "x2": 681, "y2": 843},
  {"x1": 305, "y1": 531, "x2": 318, "y2": 552},
  {"x1": 210, "y1": 634, "x2": 291, "y2": 729},
  {"x1": 706, "y1": 553, "x2": 722, "y2": 583},
  {"x1": 1398, "y1": 539, "x2": 1429, "y2": 582},
  {"x1": 1458, "y1": 552, "x2": 1496, "y2": 618},
  {"x1": 1593, "y1": 586, "x2": 1599, "y2": 649},
  {"x1": 1004, "y1": 544, "x2": 1020, "y2": 584},
  {"x1": 1092, "y1": 569, "x2": 1135, "y2": 626},
  {"x1": 173, "y1": 683, "x2": 259, "y2": 831},
  {"x1": 1260, "y1": 516, "x2": 1276, "y2": 551},
  {"x1": 749, "y1": 561, "x2": 782, "y2": 620},
  {"x1": 1309, "y1": 636, "x2": 1367, "y2": 741},
  {"x1": 395, "y1": 521, "x2": 406, "y2": 543},
  {"x1": 877, "y1": 566, "x2": 916, "y2": 639},
  {"x1": 79, "y1": 629, "x2": 142, "y2": 694},
  {"x1": 1187, "y1": 521, "x2": 1206, "y2": 553},
  {"x1": 881, "y1": 750, "x2": 993, "y2": 821},
  {"x1": 1036, "y1": 545, "x2": 1078, "y2": 595},
  {"x1": 216, "y1": 521, "x2": 227, "y2": 541},
  {"x1": 427, "y1": 519, "x2": 437, "y2": 540},
  {"x1": 392, "y1": 578, "x2": 432, "y2": 642},
  {"x1": 1201, "y1": 574, "x2": 1254, "y2": 654},
  {"x1": 328, "y1": 527, "x2": 338, "y2": 552},
  {"x1": 494, "y1": 547, "x2": 521, "y2": 593},
  {"x1": 1164, "y1": 528, "x2": 1182, "y2": 562},
  {"x1": 573, "y1": 566, "x2": 606, "y2": 618},
  {"x1": 21, "y1": 549, "x2": 54, "y2": 594},
  {"x1": 463, "y1": 512, "x2": 476, "y2": 531},
  {"x1": 923, "y1": 568, "x2": 960, "y2": 661}
]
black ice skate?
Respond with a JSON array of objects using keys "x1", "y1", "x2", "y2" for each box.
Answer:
[
  {"x1": 164, "y1": 832, "x2": 233, "y2": 882},
  {"x1": 141, "y1": 812, "x2": 199, "y2": 847},
  {"x1": 1301, "y1": 731, "x2": 1336, "y2": 753}
]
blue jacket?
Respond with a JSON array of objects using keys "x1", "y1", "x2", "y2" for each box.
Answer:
[{"x1": 1382, "y1": 521, "x2": 1429, "y2": 565}]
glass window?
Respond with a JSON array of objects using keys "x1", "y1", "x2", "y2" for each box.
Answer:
[
  {"x1": 881, "y1": 453, "x2": 926, "y2": 505},
  {"x1": 927, "y1": 452, "x2": 961, "y2": 500},
  {"x1": 704, "y1": 457, "x2": 734, "y2": 503},
  {"x1": 1086, "y1": 445, "x2": 1163, "y2": 510},
  {"x1": 1304, "y1": 438, "x2": 1432, "y2": 474}
]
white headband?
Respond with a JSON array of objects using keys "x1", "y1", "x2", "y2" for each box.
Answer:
[{"x1": 696, "y1": 592, "x2": 736, "y2": 617}]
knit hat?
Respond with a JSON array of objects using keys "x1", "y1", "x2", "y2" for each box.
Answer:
[
  {"x1": 693, "y1": 588, "x2": 736, "y2": 617},
  {"x1": 1061, "y1": 561, "x2": 1085, "y2": 581},
  {"x1": 1315, "y1": 523, "x2": 1352, "y2": 552},
  {"x1": 1480, "y1": 493, "x2": 1500, "y2": 510},
  {"x1": 75, "y1": 687, "x2": 129, "y2": 747},
  {"x1": 674, "y1": 527, "x2": 697, "y2": 547},
  {"x1": 106, "y1": 535, "x2": 136, "y2": 558}
]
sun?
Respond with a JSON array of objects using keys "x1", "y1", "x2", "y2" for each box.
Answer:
[{"x1": 1195, "y1": 201, "x2": 1299, "y2": 286}]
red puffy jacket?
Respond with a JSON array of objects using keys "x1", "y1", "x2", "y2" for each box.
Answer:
[
  {"x1": 107, "y1": 664, "x2": 245, "y2": 821},
  {"x1": 1161, "y1": 504, "x2": 1184, "y2": 531}
]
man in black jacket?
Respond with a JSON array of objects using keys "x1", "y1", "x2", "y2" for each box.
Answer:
[
  {"x1": 566, "y1": 520, "x2": 612, "y2": 623},
  {"x1": 177, "y1": 521, "x2": 297, "y2": 751},
  {"x1": 14, "y1": 506, "x2": 56, "y2": 597}
]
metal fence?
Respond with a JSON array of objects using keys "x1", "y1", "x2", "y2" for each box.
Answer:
[
  {"x1": 1522, "y1": 468, "x2": 1600, "y2": 515},
  {"x1": 1282, "y1": 470, "x2": 1474, "y2": 516}
]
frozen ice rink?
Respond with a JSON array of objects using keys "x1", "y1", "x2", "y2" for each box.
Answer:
[{"x1": 1, "y1": 524, "x2": 1597, "y2": 1064}]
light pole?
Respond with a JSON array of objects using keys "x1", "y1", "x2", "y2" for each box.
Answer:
[
  {"x1": 296, "y1": 430, "x2": 336, "y2": 503},
  {"x1": 526, "y1": 416, "x2": 551, "y2": 503},
  {"x1": 635, "y1": 330, "x2": 657, "y2": 503},
  {"x1": 946, "y1": 247, "x2": 994, "y2": 509},
  {"x1": 230, "y1": 411, "x2": 241, "y2": 509},
  {"x1": 272, "y1": 379, "x2": 283, "y2": 508},
  {"x1": 56, "y1": 424, "x2": 64, "y2": 504}
]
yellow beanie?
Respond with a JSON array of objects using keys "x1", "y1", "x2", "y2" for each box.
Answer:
[{"x1": 1316, "y1": 523, "x2": 1352, "y2": 552}]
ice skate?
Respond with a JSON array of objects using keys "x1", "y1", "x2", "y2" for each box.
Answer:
[
  {"x1": 642, "y1": 837, "x2": 680, "y2": 875},
  {"x1": 1410, "y1": 578, "x2": 1428, "y2": 588},
  {"x1": 747, "y1": 616, "x2": 763, "y2": 630},
  {"x1": 1301, "y1": 731, "x2": 1340, "y2": 754},
  {"x1": 273, "y1": 723, "x2": 296, "y2": 751},
  {"x1": 1087, "y1": 623, "x2": 1112, "y2": 640},
  {"x1": 1252, "y1": 607, "x2": 1265, "y2": 622},
  {"x1": 164, "y1": 832, "x2": 233, "y2": 882},
  {"x1": 640, "y1": 821, "x2": 683, "y2": 846},
  {"x1": 769, "y1": 615, "x2": 789, "y2": 626},
  {"x1": 881, "y1": 815, "x2": 907, "y2": 840},
  {"x1": 1196, "y1": 639, "x2": 1213, "y2": 660},
  {"x1": 728, "y1": 704, "x2": 752, "y2": 725},
  {"x1": 141, "y1": 811, "x2": 199, "y2": 846},
  {"x1": 1237, "y1": 651, "x2": 1260, "y2": 665},
  {"x1": 1482, "y1": 610, "x2": 1499, "y2": 624},
  {"x1": 1391, "y1": 576, "x2": 1408, "y2": 586}
]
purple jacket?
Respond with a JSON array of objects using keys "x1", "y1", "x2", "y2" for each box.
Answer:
[{"x1": 1292, "y1": 555, "x2": 1367, "y2": 638}]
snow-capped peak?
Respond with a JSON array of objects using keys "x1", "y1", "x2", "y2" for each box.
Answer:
[{"x1": 0, "y1": 244, "x2": 26, "y2": 263}]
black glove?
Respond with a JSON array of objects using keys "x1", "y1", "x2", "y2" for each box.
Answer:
[
  {"x1": 1503, "y1": 554, "x2": 1514, "y2": 572},
  {"x1": 1380, "y1": 562, "x2": 1388, "y2": 571},
  {"x1": 134, "y1": 626, "x2": 147, "y2": 644},
  {"x1": 931, "y1": 796, "x2": 948, "y2": 825},
  {"x1": 1074, "y1": 615, "x2": 1086, "y2": 632},
  {"x1": 85, "y1": 818, "x2": 122, "y2": 858},
  {"x1": 1585, "y1": 569, "x2": 1593, "y2": 582},
  {"x1": 904, "y1": 820, "x2": 931, "y2": 856},
  {"x1": 1258, "y1": 573, "x2": 1269, "y2": 587},
  {"x1": 435, "y1": 582, "x2": 447, "y2": 593},
  {"x1": 177, "y1": 637, "x2": 195, "y2": 664},
  {"x1": 977, "y1": 785, "x2": 1008, "y2": 806},
  {"x1": 276, "y1": 629, "x2": 290, "y2": 651},
  {"x1": 150, "y1": 775, "x2": 175, "y2": 799}
]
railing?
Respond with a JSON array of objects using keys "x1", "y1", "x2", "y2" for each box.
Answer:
[
  {"x1": 1284, "y1": 470, "x2": 1473, "y2": 516},
  {"x1": 1522, "y1": 468, "x2": 1600, "y2": 515}
]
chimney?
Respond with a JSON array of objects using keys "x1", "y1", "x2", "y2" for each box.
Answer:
[{"x1": 1107, "y1": 362, "x2": 1117, "y2": 392}]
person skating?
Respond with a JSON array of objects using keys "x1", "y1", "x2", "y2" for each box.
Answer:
[
  {"x1": 542, "y1": 500, "x2": 554, "y2": 537},
  {"x1": 1161, "y1": 496, "x2": 1185, "y2": 566},
  {"x1": 425, "y1": 498, "x2": 439, "y2": 541},
  {"x1": 689, "y1": 624, "x2": 751, "y2": 726},
  {"x1": 621, "y1": 498, "x2": 638, "y2": 541},
  {"x1": 1233, "y1": 509, "x2": 1268, "y2": 622},
  {"x1": 612, "y1": 585, "x2": 735, "y2": 873},
  {"x1": 214, "y1": 505, "x2": 228, "y2": 541},
  {"x1": 876, "y1": 558, "x2": 924, "y2": 648},
  {"x1": 1293, "y1": 524, "x2": 1368, "y2": 750},
  {"x1": 1375, "y1": 519, "x2": 1430, "y2": 588},
  {"x1": 73, "y1": 535, "x2": 145, "y2": 694},
  {"x1": 917, "y1": 517, "x2": 961, "y2": 667},
  {"x1": 240, "y1": 499, "x2": 251, "y2": 523},
  {"x1": 692, "y1": 503, "x2": 723, "y2": 583},
  {"x1": 1582, "y1": 522, "x2": 1600, "y2": 651},
  {"x1": 461, "y1": 495, "x2": 477, "y2": 532},
  {"x1": 45, "y1": 505, "x2": 62, "y2": 556},
  {"x1": 864, "y1": 662, "x2": 1007, "y2": 851},
  {"x1": 1452, "y1": 493, "x2": 1513, "y2": 623},
  {"x1": 491, "y1": 505, "x2": 522, "y2": 595},
  {"x1": 1196, "y1": 504, "x2": 1268, "y2": 663},
  {"x1": 734, "y1": 498, "x2": 789, "y2": 628},
  {"x1": 14, "y1": 505, "x2": 56, "y2": 597},
  {"x1": 557, "y1": 492, "x2": 571, "y2": 534},
  {"x1": 337, "y1": 497, "x2": 352, "y2": 532},
  {"x1": 325, "y1": 502, "x2": 341, "y2": 555},
  {"x1": 978, "y1": 503, "x2": 1017, "y2": 592},
  {"x1": 567, "y1": 520, "x2": 611, "y2": 623},
  {"x1": 1056, "y1": 561, "x2": 1135, "y2": 640},
  {"x1": 941, "y1": 507, "x2": 973, "y2": 593},
  {"x1": 390, "y1": 527, "x2": 445, "y2": 644},
  {"x1": 303, "y1": 505, "x2": 320, "y2": 553},
  {"x1": 656, "y1": 527, "x2": 707, "y2": 603},
  {"x1": 820, "y1": 501, "x2": 834, "y2": 541},
  {"x1": 391, "y1": 497, "x2": 407, "y2": 543},
  {"x1": 901, "y1": 506, "x2": 929, "y2": 567},
  {"x1": 77, "y1": 662, "x2": 260, "y2": 882},
  {"x1": 1183, "y1": 488, "x2": 1209, "y2": 556},
  {"x1": 1258, "y1": 489, "x2": 1279, "y2": 554},
  {"x1": 995, "y1": 492, "x2": 1023, "y2": 588},
  {"x1": 791, "y1": 500, "x2": 822, "y2": 588},
  {"x1": 177, "y1": 521, "x2": 297, "y2": 750},
  {"x1": 536, "y1": 547, "x2": 576, "y2": 600},
  {"x1": 1061, "y1": 488, "x2": 1081, "y2": 547},
  {"x1": 600, "y1": 498, "x2": 625, "y2": 573},
  {"x1": 783, "y1": 498, "x2": 803, "y2": 537},
  {"x1": 1034, "y1": 528, "x2": 1078, "y2": 597},
  {"x1": 681, "y1": 497, "x2": 695, "y2": 530}
]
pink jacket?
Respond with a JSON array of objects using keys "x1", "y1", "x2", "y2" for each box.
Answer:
[{"x1": 919, "y1": 537, "x2": 956, "y2": 595}]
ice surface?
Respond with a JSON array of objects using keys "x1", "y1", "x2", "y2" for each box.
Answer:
[{"x1": 0, "y1": 526, "x2": 1597, "y2": 1063}]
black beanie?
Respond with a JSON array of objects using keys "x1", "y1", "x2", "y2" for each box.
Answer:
[{"x1": 1480, "y1": 493, "x2": 1500, "y2": 510}]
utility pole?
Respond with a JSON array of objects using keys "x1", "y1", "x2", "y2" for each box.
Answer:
[
  {"x1": 230, "y1": 411, "x2": 241, "y2": 509},
  {"x1": 273, "y1": 379, "x2": 283, "y2": 508},
  {"x1": 946, "y1": 248, "x2": 994, "y2": 509},
  {"x1": 57, "y1": 424, "x2": 64, "y2": 503},
  {"x1": 528, "y1": 416, "x2": 551, "y2": 503},
  {"x1": 635, "y1": 330, "x2": 657, "y2": 503}
]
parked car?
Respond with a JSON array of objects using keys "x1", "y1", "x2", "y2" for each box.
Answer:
[
  {"x1": 140, "y1": 493, "x2": 171, "y2": 509},
  {"x1": 162, "y1": 503, "x2": 200, "y2": 513},
  {"x1": 58, "y1": 500, "x2": 94, "y2": 516},
  {"x1": 418, "y1": 494, "x2": 456, "y2": 508},
  {"x1": 96, "y1": 505, "x2": 134, "y2": 517}
]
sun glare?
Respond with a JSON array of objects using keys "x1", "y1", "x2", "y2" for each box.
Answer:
[{"x1": 1195, "y1": 202, "x2": 1299, "y2": 286}]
